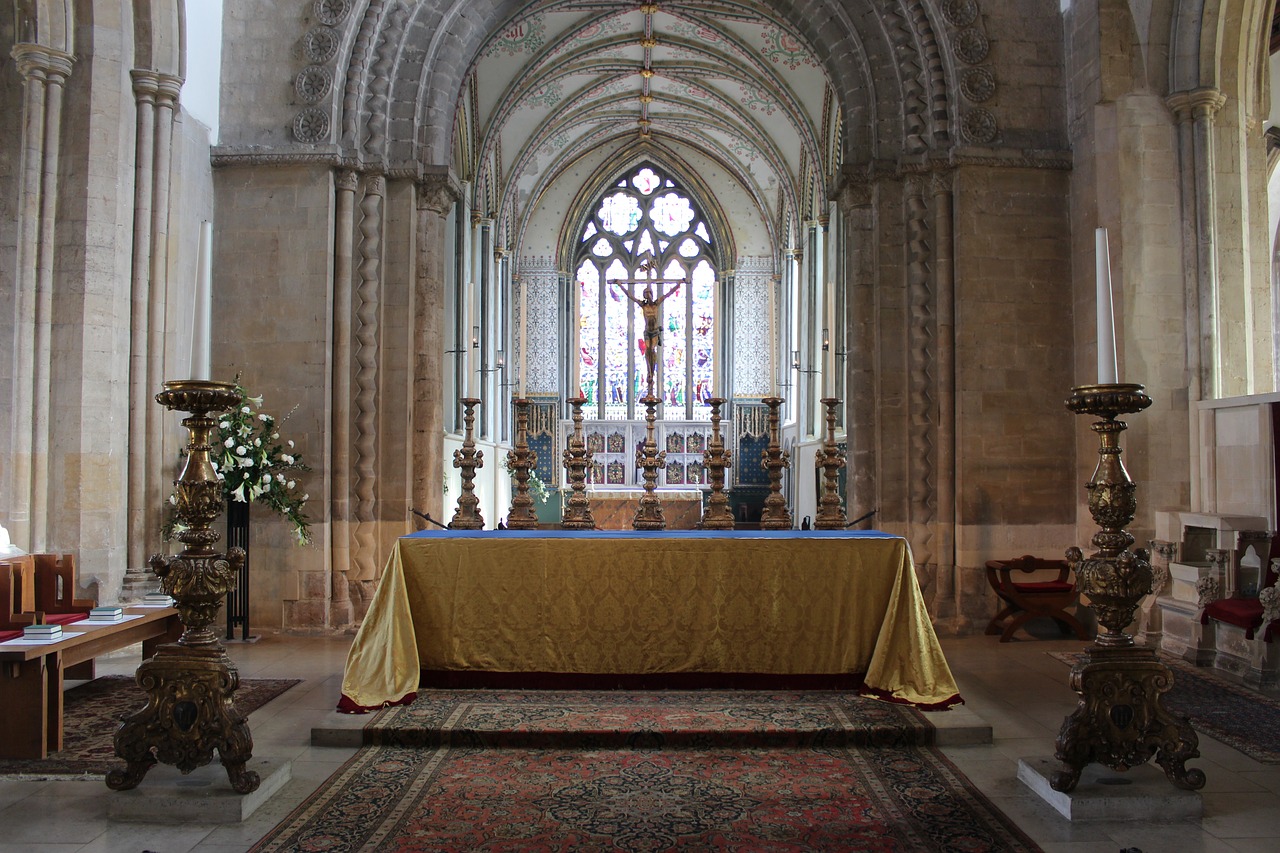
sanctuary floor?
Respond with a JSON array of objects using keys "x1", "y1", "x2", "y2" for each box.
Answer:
[{"x1": 0, "y1": 634, "x2": 1277, "y2": 852}]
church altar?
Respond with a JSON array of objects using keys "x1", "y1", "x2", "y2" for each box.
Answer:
[
  {"x1": 339, "y1": 530, "x2": 961, "y2": 711},
  {"x1": 586, "y1": 488, "x2": 703, "y2": 529}
]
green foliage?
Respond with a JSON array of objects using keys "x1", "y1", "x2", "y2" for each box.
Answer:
[{"x1": 164, "y1": 382, "x2": 312, "y2": 545}]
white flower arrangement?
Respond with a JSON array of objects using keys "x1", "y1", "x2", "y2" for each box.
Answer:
[{"x1": 164, "y1": 381, "x2": 312, "y2": 545}]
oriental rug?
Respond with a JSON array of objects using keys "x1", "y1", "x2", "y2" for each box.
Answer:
[
  {"x1": 1051, "y1": 651, "x2": 1280, "y2": 763},
  {"x1": 258, "y1": 690, "x2": 1039, "y2": 852},
  {"x1": 0, "y1": 675, "x2": 300, "y2": 780}
]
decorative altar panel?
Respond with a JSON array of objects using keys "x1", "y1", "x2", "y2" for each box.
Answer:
[{"x1": 341, "y1": 531, "x2": 961, "y2": 710}]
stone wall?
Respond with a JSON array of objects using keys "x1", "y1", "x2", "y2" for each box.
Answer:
[{"x1": 212, "y1": 163, "x2": 335, "y2": 630}]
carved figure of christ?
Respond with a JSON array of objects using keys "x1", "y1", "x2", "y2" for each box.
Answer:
[{"x1": 609, "y1": 263, "x2": 685, "y2": 395}]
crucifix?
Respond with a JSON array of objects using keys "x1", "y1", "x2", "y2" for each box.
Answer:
[{"x1": 609, "y1": 255, "x2": 686, "y2": 396}]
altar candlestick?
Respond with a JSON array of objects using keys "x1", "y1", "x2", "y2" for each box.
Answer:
[
  {"x1": 191, "y1": 221, "x2": 212, "y2": 380},
  {"x1": 1095, "y1": 227, "x2": 1118, "y2": 384}
]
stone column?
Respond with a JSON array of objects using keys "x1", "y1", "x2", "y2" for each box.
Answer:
[
  {"x1": 9, "y1": 43, "x2": 73, "y2": 551},
  {"x1": 932, "y1": 170, "x2": 958, "y2": 622},
  {"x1": 145, "y1": 73, "x2": 182, "y2": 560},
  {"x1": 905, "y1": 174, "x2": 935, "y2": 575},
  {"x1": 10, "y1": 44, "x2": 73, "y2": 551},
  {"x1": 1166, "y1": 88, "x2": 1226, "y2": 402},
  {"x1": 329, "y1": 168, "x2": 359, "y2": 629},
  {"x1": 126, "y1": 70, "x2": 159, "y2": 582},
  {"x1": 837, "y1": 178, "x2": 876, "y2": 527},
  {"x1": 415, "y1": 174, "x2": 459, "y2": 528}
]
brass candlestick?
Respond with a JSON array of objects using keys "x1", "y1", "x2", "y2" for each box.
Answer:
[
  {"x1": 505, "y1": 398, "x2": 539, "y2": 529},
  {"x1": 561, "y1": 394, "x2": 595, "y2": 529},
  {"x1": 814, "y1": 397, "x2": 847, "y2": 529},
  {"x1": 108, "y1": 380, "x2": 258, "y2": 794},
  {"x1": 700, "y1": 397, "x2": 734, "y2": 530},
  {"x1": 759, "y1": 396, "x2": 792, "y2": 530},
  {"x1": 1052, "y1": 383, "x2": 1204, "y2": 793},
  {"x1": 449, "y1": 397, "x2": 485, "y2": 529},
  {"x1": 633, "y1": 394, "x2": 667, "y2": 530}
]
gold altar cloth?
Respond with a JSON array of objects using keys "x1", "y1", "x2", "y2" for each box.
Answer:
[{"x1": 340, "y1": 532, "x2": 959, "y2": 709}]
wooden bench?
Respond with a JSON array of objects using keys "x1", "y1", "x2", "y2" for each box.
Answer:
[{"x1": 0, "y1": 606, "x2": 182, "y2": 759}]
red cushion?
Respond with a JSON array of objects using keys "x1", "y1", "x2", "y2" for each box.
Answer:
[
  {"x1": 0, "y1": 629, "x2": 21, "y2": 642},
  {"x1": 1011, "y1": 580, "x2": 1074, "y2": 594},
  {"x1": 1205, "y1": 597, "x2": 1264, "y2": 634},
  {"x1": 44, "y1": 612, "x2": 88, "y2": 626}
]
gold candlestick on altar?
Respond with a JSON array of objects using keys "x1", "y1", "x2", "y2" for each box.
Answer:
[
  {"x1": 814, "y1": 397, "x2": 847, "y2": 530},
  {"x1": 633, "y1": 394, "x2": 667, "y2": 530},
  {"x1": 700, "y1": 397, "x2": 734, "y2": 530},
  {"x1": 561, "y1": 394, "x2": 595, "y2": 529},
  {"x1": 505, "y1": 398, "x2": 539, "y2": 529},
  {"x1": 449, "y1": 397, "x2": 485, "y2": 529},
  {"x1": 108, "y1": 380, "x2": 258, "y2": 794},
  {"x1": 1051, "y1": 383, "x2": 1204, "y2": 793},
  {"x1": 759, "y1": 396, "x2": 792, "y2": 530}
]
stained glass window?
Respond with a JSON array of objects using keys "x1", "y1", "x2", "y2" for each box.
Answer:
[{"x1": 574, "y1": 164, "x2": 716, "y2": 420}]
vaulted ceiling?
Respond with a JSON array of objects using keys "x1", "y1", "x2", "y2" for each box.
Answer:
[{"x1": 456, "y1": 1, "x2": 838, "y2": 245}]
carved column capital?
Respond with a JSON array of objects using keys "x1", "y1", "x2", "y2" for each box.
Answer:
[
  {"x1": 834, "y1": 178, "x2": 871, "y2": 213},
  {"x1": 1166, "y1": 87, "x2": 1226, "y2": 122},
  {"x1": 364, "y1": 174, "x2": 386, "y2": 197},
  {"x1": 155, "y1": 73, "x2": 184, "y2": 107},
  {"x1": 335, "y1": 168, "x2": 360, "y2": 193},
  {"x1": 130, "y1": 68, "x2": 160, "y2": 100},
  {"x1": 12, "y1": 43, "x2": 74, "y2": 82},
  {"x1": 417, "y1": 172, "x2": 460, "y2": 216},
  {"x1": 929, "y1": 168, "x2": 955, "y2": 197}
]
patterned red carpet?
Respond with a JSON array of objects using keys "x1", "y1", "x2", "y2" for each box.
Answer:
[
  {"x1": 0, "y1": 675, "x2": 300, "y2": 779},
  {"x1": 258, "y1": 691, "x2": 1040, "y2": 852}
]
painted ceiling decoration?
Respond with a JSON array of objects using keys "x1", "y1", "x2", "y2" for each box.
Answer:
[
  {"x1": 462, "y1": 1, "x2": 838, "y2": 252},
  {"x1": 290, "y1": 0, "x2": 999, "y2": 240}
]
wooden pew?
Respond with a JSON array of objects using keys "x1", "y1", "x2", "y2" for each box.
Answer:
[
  {"x1": 0, "y1": 556, "x2": 37, "y2": 633},
  {"x1": 0, "y1": 606, "x2": 183, "y2": 760}
]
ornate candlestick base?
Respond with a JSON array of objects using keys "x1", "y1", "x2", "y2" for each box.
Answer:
[
  {"x1": 700, "y1": 397, "x2": 735, "y2": 530},
  {"x1": 759, "y1": 396, "x2": 792, "y2": 530},
  {"x1": 108, "y1": 380, "x2": 259, "y2": 795},
  {"x1": 506, "y1": 398, "x2": 539, "y2": 529},
  {"x1": 449, "y1": 397, "x2": 485, "y2": 530},
  {"x1": 1052, "y1": 383, "x2": 1204, "y2": 794},
  {"x1": 814, "y1": 397, "x2": 847, "y2": 530},
  {"x1": 561, "y1": 395, "x2": 596, "y2": 529},
  {"x1": 633, "y1": 394, "x2": 667, "y2": 530}
]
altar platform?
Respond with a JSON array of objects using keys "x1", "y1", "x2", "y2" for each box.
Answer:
[{"x1": 339, "y1": 530, "x2": 961, "y2": 712}]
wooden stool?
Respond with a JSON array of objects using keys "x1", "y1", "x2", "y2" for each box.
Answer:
[{"x1": 985, "y1": 555, "x2": 1088, "y2": 642}]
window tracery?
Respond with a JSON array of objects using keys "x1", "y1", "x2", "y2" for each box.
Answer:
[{"x1": 574, "y1": 164, "x2": 715, "y2": 421}]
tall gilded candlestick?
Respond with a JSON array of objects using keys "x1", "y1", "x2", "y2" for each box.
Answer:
[
  {"x1": 561, "y1": 394, "x2": 595, "y2": 529},
  {"x1": 814, "y1": 397, "x2": 846, "y2": 529},
  {"x1": 449, "y1": 398, "x2": 485, "y2": 529},
  {"x1": 700, "y1": 397, "x2": 734, "y2": 530},
  {"x1": 633, "y1": 394, "x2": 667, "y2": 530},
  {"x1": 759, "y1": 396, "x2": 792, "y2": 530},
  {"x1": 108, "y1": 380, "x2": 259, "y2": 794},
  {"x1": 505, "y1": 398, "x2": 539, "y2": 529},
  {"x1": 1051, "y1": 383, "x2": 1203, "y2": 794}
]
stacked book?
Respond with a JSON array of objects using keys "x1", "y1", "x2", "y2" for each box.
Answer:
[
  {"x1": 22, "y1": 623, "x2": 62, "y2": 640},
  {"x1": 144, "y1": 592, "x2": 175, "y2": 606},
  {"x1": 88, "y1": 606, "x2": 125, "y2": 622}
]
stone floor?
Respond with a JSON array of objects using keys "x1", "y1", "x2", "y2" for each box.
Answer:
[{"x1": 0, "y1": 633, "x2": 1277, "y2": 852}]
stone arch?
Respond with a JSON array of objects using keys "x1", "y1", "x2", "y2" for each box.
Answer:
[
  {"x1": 1169, "y1": 0, "x2": 1273, "y2": 111},
  {"x1": 130, "y1": 0, "x2": 184, "y2": 75},
  {"x1": 14, "y1": 0, "x2": 73, "y2": 52}
]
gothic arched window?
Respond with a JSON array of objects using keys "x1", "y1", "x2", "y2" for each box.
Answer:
[{"x1": 575, "y1": 165, "x2": 715, "y2": 421}]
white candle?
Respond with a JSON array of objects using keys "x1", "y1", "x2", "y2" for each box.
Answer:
[
  {"x1": 467, "y1": 282, "x2": 479, "y2": 397},
  {"x1": 768, "y1": 278, "x2": 777, "y2": 397},
  {"x1": 711, "y1": 277, "x2": 720, "y2": 399},
  {"x1": 518, "y1": 277, "x2": 528, "y2": 398},
  {"x1": 572, "y1": 279, "x2": 581, "y2": 397},
  {"x1": 1095, "y1": 227, "x2": 1118, "y2": 384},
  {"x1": 191, "y1": 221, "x2": 212, "y2": 380}
]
